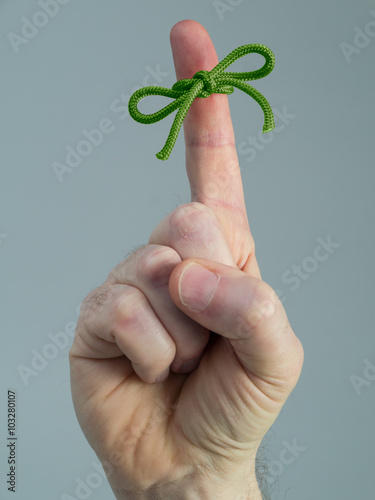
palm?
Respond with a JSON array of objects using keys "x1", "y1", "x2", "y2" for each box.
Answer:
[{"x1": 70, "y1": 328, "x2": 279, "y2": 487}]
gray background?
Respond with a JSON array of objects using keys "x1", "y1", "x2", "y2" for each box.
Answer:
[{"x1": 1, "y1": 0, "x2": 374, "y2": 499}]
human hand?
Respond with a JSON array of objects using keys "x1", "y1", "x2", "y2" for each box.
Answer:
[{"x1": 69, "y1": 19, "x2": 304, "y2": 500}]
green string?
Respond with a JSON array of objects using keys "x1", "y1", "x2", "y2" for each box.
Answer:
[{"x1": 128, "y1": 43, "x2": 276, "y2": 161}]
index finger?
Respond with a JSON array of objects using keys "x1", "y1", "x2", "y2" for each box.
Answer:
[{"x1": 170, "y1": 20, "x2": 257, "y2": 271}]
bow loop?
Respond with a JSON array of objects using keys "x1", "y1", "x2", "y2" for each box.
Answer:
[{"x1": 128, "y1": 43, "x2": 276, "y2": 160}]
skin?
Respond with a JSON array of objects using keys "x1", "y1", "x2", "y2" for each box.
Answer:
[{"x1": 69, "y1": 20, "x2": 304, "y2": 500}]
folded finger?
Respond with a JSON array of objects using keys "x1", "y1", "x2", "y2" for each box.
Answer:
[
  {"x1": 72, "y1": 282, "x2": 176, "y2": 384},
  {"x1": 106, "y1": 244, "x2": 210, "y2": 373}
]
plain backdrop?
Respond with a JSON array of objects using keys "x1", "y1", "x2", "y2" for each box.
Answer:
[{"x1": 1, "y1": 1, "x2": 374, "y2": 499}]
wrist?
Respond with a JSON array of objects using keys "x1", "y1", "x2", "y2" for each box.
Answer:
[
  {"x1": 111, "y1": 469, "x2": 263, "y2": 500},
  {"x1": 113, "y1": 486, "x2": 262, "y2": 500}
]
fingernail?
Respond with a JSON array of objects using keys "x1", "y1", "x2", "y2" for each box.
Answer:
[
  {"x1": 179, "y1": 356, "x2": 201, "y2": 373},
  {"x1": 154, "y1": 367, "x2": 169, "y2": 383},
  {"x1": 179, "y1": 263, "x2": 220, "y2": 311}
]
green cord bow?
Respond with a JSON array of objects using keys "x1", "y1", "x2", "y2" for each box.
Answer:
[{"x1": 128, "y1": 43, "x2": 275, "y2": 161}]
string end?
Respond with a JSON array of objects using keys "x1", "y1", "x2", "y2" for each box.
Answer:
[{"x1": 156, "y1": 150, "x2": 169, "y2": 161}]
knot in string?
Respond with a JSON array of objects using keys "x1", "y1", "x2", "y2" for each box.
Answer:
[
  {"x1": 172, "y1": 69, "x2": 234, "y2": 98},
  {"x1": 192, "y1": 70, "x2": 217, "y2": 96},
  {"x1": 128, "y1": 43, "x2": 276, "y2": 161}
]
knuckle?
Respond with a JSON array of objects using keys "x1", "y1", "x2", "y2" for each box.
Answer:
[
  {"x1": 109, "y1": 246, "x2": 148, "y2": 283},
  {"x1": 170, "y1": 202, "x2": 220, "y2": 244},
  {"x1": 173, "y1": 201, "x2": 215, "y2": 220},
  {"x1": 246, "y1": 281, "x2": 279, "y2": 326},
  {"x1": 110, "y1": 286, "x2": 145, "y2": 332},
  {"x1": 138, "y1": 246, "x2": 181, "y2": 287},
  {"x1": 81, "y1": 285, "x2": 114, "y2": 321},
  {"x1": 254, "y1": 280, "x2": 279, "y2": 306},
  {"x1": 235, "y1": 281, "x2": 281, "y2": 337}
]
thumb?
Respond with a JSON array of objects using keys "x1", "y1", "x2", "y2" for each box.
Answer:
[{"x1": 169, "y1": 258, "x2": 304, "y2": 396}]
